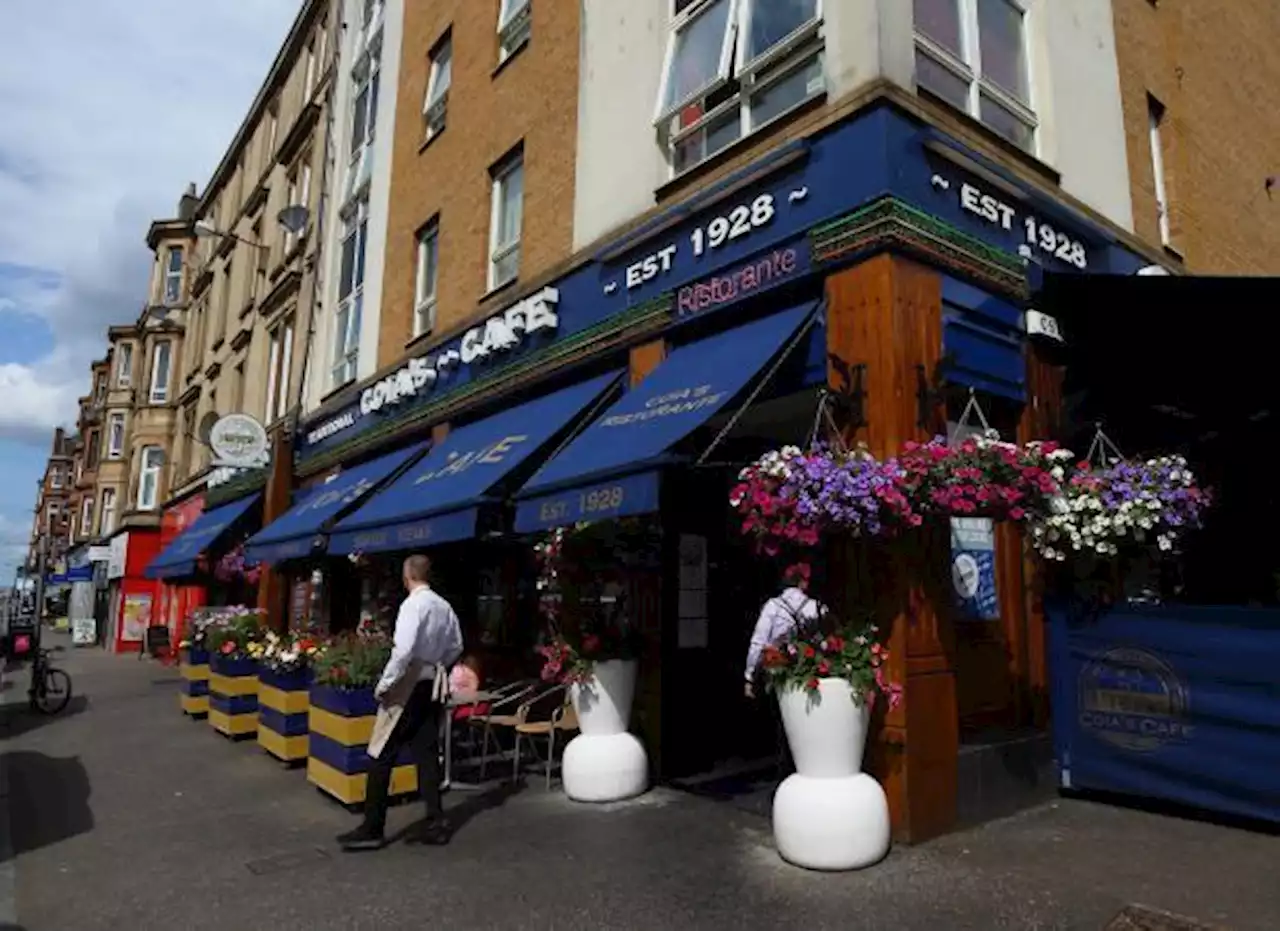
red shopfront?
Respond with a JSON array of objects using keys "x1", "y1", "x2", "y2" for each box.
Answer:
[
  {"x1": 157, "y1": 494, "x2": 208, "y2": 642},
  {"x1": 106, "y1": 528, "x2": 163, "y2": 654}
]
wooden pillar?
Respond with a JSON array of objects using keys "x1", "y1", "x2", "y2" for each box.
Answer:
[
  {"x1": 1018, "y1": 346, "x2": 1065, "y2": 728},
  {"x1": 825, "y1": 254, "x2": 958, "y2": 843},
  {"x1": 257, "y1": 428, "x2": 295, "y2": 633}
]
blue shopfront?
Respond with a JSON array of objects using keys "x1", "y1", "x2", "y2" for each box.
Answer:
[{"x1": 273, "y1": 99, "x2": 1162, "y2": 841}]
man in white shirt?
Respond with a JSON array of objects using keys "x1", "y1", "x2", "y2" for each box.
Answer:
[
  {"x1": 743, "y1": 584, "x2": 822, "y2": 699},
  {"x1": 339, "y1": 554, "x2": 463, "y2": 851}
]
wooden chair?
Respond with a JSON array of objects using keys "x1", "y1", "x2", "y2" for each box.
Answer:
[
  {"x1": 513, "y1": 692, "x2": 579, "y2": 789},
  {"x1": 468, "y1": 680, "x2": 550, "y2": 779}
]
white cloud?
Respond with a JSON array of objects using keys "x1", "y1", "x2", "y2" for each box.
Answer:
[
  {"x1": 0, "y1": 512, "x2": 31, "y2": 580},
  {"x1": 0, "y1": 0, "x2": 300, "y2": 441}
]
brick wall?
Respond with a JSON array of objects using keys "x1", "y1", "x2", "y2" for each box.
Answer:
[
  {"x1": 380, "y1": 0, "x2": 581, "y2": 366},
  {"x1": 1114, "y1": 0, "x2": 1280, "y2": 273}
]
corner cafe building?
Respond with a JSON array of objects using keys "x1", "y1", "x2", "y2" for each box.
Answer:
[{"x1": 248, "y1": 97, "x2": 1158, "y2": 842}]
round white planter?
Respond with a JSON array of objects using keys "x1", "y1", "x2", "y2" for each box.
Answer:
[
  {"x1": 772, "y1": 677, "x2": 891, "y2": 870},
  {"x1": 562, "y1": 658, "x2": 649, "y2": 802}
]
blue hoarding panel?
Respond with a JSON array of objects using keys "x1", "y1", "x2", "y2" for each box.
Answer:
[{"x1": 1050, "y1": 603, "x2": 1280, "y2": 825}]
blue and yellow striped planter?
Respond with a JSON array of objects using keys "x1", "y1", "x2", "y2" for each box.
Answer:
[
  {"x1": 307, "y1": 685, "x2": 417, "y2": 806},
  {"x1": 179, "y1": 648, "x2": 210, "y2": 717},
  {"x1": 257, "y1": 667, "x2": 311, "y2": 763},
  {"x1": 208, "y1": 655, "x2": 259, "y2": 739}
]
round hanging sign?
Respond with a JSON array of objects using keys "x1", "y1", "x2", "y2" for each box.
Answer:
[{"x1": 209, "y1": 413, "x2": 269, "y2": 467}]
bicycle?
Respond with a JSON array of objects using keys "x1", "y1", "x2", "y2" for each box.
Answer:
[{"x1": 29, "y1": 645, "x2": 73, "y2": 715}]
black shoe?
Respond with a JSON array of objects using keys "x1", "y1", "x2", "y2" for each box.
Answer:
[
  {"x1": 337, "y1": 823, "x2": 386, "y2": 851},
  {"x1": 405, "y1": 817, "x2": 453, "y2": 846}
]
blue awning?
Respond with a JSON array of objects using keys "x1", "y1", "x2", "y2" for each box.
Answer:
[
  {"x1": 515, "y1": 302, "x2": 817, "y2": 533},
  {"x1": 143, "y1": 494, "x2": 261, "y2": 581},
  {"x1": 244, "y1": 442, "x2": 430, "y2": 565},
  {"x1": 329, "y1": 372, "x2": 623, "y2": 556}
]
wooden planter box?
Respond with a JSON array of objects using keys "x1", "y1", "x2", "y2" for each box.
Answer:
[
  {"x1": 307, "y1": 684, "x2": 416, "y2": 806},
  {"x1": 256, "y1": 667, "x2": 311, "y2": 763},
  {"x1": 179, "y1": 648, "x2": 210, "y2": 718},
  {"x1": 208, "y1": 655, "x2": 259, "y2": 738}
]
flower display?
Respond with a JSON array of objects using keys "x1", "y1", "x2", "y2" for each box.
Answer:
[
  {"x1": 255, "y1": 629, "x2": 323, "y2": 673},
  {"x1": 897, "y1": 432, "x2": 1072, "y2": 523},
  {"x1": 532, "y1": 522, "x2": 648, "y2": 684},
  {"x1": 213, "y1": 543, "x2": 262, "y2": 585},
  {"x1": 311, "y1": 631, "x2": 392, "y2": 690},
  {"x1": 760, "y1": 617, "x2": 902, "y2": 710},
  {"x1": 730, "y1": 445, "x2": 921, "y2": 555},
  {"x1": 199, "y1": 605, "x2": 266, "y2": 661},
  {"x1": 1031, "y1": 454, "x2": 1211, "y2": 560}
]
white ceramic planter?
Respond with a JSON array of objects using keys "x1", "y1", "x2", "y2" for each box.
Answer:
[
  {"x1": 562, "y1": 658, "x2": 649, "y2": 802},
  {"x1": 772, "y1": 677, "x2": 891, "y2": 870}
]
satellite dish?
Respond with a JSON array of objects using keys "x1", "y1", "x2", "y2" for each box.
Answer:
[
  {"x1": 197, "y1": 411, "x2": 220, "y2": 445},
  {"x1": 278, "y1": 205, "x2": 310, "y2": 236}
]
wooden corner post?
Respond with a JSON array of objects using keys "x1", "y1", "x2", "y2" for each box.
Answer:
[
  {"x1": 257, "y1": 427, "x2": 295, "y2": 633},
  {"x1": 825, "y1": 254, "x2": 959, "y2": 844}
]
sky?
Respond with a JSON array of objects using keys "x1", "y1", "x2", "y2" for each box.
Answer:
[{"x1": 0, "y1": 1, "x2": 299, "y2": 582}]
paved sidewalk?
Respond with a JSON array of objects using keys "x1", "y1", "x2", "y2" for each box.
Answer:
[{"x1": 4, "y1": 636, "x2": 1279, "y2": 930}]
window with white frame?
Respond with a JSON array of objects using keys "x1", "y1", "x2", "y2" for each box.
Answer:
[
  {"x1": 488, "y1": 152, "x2": 524, "y2": 289},
  {"x1": 414, "y1": 221, "x2": 440, "y2": 337},
  {"x1": 265, "y1": 316, "x2": 295, "y2": 423},
  {"x1": 116, "y1": 342, "x2": 133, "y2": 387},
  {"x1": 163, "y1": 247, "x2": 184, "y2": 304},
  {"x1": 149, "y1": 341, "x2": 172, "y2": 404},
  {"x1": 94, "y1": 374, "x2": 106, "y2": 404},
  {"x1": 654, "y1": 0, "x2": 825, "y2": 175},
  {"x1": 80, "y1": 498, "x2": 93, "y2": 537},
  {"x1": 107, "y1": 413, "x2": 126, "y2": 459},
  {"x1": 423, "y1": 32, "x2": 452, "y2": 140},
  {"x1": 349, "y1": 49, "x2": 381, "y2": 161},
  {"x1": 304, "y1": 36, "x2": 319, "y2": 101},
  {"x1": 332, "y1": 201, "x2": 369, "y2": 387},
  {"x1": 68, "y1": 511, "x2": 77, "y2": 542},
  {"x1": 498, "y1": 0, "x2": 532, "y2": 62},
  {"x1": 913, "y1": 0, "x2": 1035, "y2": 151},
  {"x1": 99, "y1": 488, "x2": 117, "y2": 536},
  {"x1": 285, "y1": 158, "x2": 313, "y2": 253},
  {"x1": 362, "y1": 0, "x2": 382, "y2": 32},
  {"x1": 1148, "y1": 94, "x2": 1171, "y2": 246},
  {"x1": 137, "y1": 446, "x2": 164, "y2": 511}
]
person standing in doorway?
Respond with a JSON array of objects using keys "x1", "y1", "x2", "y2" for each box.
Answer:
[
  {"x1": 743, "y1": 566, "x2": 823, "y2": 698},
  {"x1": 338, "y1": 554, "x2": 463, "y2": 851}
]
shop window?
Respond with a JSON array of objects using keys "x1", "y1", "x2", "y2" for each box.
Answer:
[
  {"x1": 498, "y1": 0, "x2": 531, "y2": 62},
  {"x1": 107, "y1": 413, "x2": 126, "y2": 459},
  {"x1": 423, "y1": 31, "x2": 451, "y2": 141},
  {"x1": 163, "y1": 247, "x2": 183, "y2": 304},
  {"x1": 414, "y1": 220, "x2": 439, "y2": 337},
  {"x1": 913, "y1": 0, "x2": 1036, "y2": 152},
  {"x1": 149, "y1": 340, "x2": 172, "y2": 404},
  {"x1": 654, "y1": 0, "x2": 824, "y2": 176},
  {"x1": 488, "y1": 150, "x2": 524, "y2": 289},
  {"x1": 136, "y1": 447, "x2": 165, "y2": 511}
]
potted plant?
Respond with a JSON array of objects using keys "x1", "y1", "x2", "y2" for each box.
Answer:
[
  {"x1": 306, "y1": 627, "x2": 416, "y2": 805},
  {"x1": 177, "y1": 609, "x2": 217, "y2": 718},
  {"x1": 535, "y1": 522, "x2": 652, "y2": 802},
  {"x1": 255, "y1": 630, "x2": 322, "y2": 763},
  {"x1": 730, "y1": 444, "x2": 910, "y2": 870},
  {"x1": 203, "y1": 606, "x2": 265, "y2": 739}
]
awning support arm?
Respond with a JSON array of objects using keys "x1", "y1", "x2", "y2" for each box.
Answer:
[{"x1": 695, "y1": 306, "x2": 822, "y2": 467}]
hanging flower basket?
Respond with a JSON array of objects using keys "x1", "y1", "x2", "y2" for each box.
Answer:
[
  {"x1": 897, "y1": 432, "x2": 1072, "y2": 524},
  {"x1": 213, "y1": 543, "x2": 262, "y2": 585},
  {"x1": 730, "y1": 445, "x2": 921, "y2": 555},
  {"x1": 1031, "y1": 454, "x2": 1210, "y2": 561}
]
